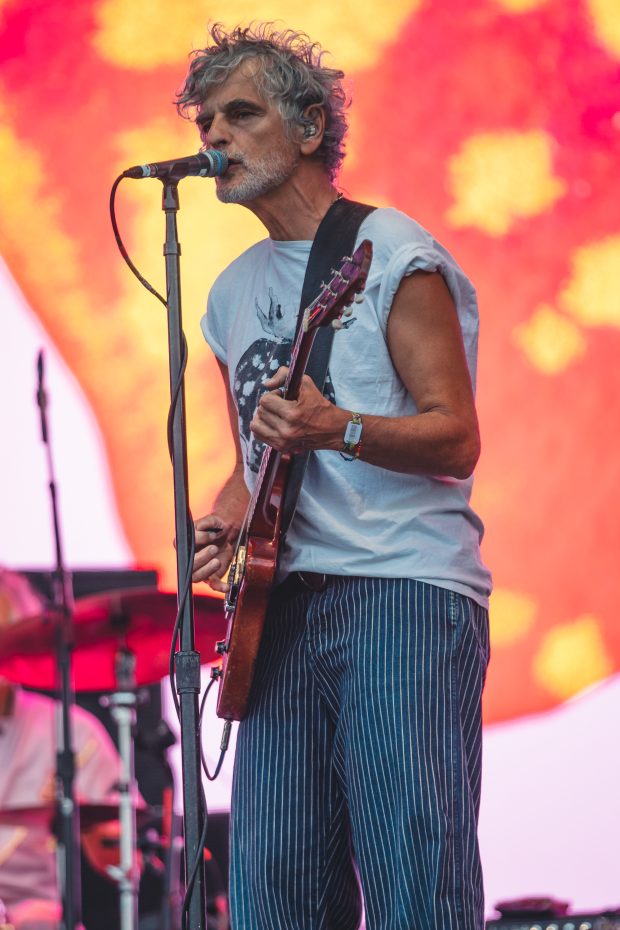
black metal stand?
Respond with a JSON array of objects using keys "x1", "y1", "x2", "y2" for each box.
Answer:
[
  {"x1": 160, "y1": 179, "x2": 206, "y2": 928},
  {"x1": 36, "y1": 351, "x2": 82, "y2": 930}
]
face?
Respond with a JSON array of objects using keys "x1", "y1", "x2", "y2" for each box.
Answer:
[{"x1": 195, "y1": 61, "x2": 301, "y2": 205}]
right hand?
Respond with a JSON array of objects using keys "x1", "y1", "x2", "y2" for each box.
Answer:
[{"x1": 192, "y1": 514, "x2": 238, "y2": 593}]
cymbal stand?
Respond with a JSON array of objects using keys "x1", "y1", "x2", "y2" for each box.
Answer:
[
  {"x1": 36, "y1": 350, "x2": 81, "y2": 930},
  {"x1": 101, "y1": 647, "x2": 141, "y2": 930}
]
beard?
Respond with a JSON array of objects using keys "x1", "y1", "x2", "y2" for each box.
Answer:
[{"x1": 216, "y1": 145, "x2": 299, "y2": 204}]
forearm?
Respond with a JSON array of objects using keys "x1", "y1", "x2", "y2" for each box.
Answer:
[
  {"x1": 192, "y1": 465, "x2": 250, "y2": 588},
  {"x1": 211, "y1": 462, "x2": 251, "y2": 528},
  {"x1": 321, "y1": 404, "x2": 480, "y2": 479}
]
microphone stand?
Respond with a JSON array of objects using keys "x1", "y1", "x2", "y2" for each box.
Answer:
[
  {"x1": 36, "y1": 351, "x2": 82, "y2": 930},
  {"x1": 160, "y1": 178, "x2": 207, "y2": 928}
]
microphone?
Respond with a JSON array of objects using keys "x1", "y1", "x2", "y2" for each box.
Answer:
[
  {"x1": 122, "y1": 149, "x2": 229, "y2": 180},
  {"x1": 36, "y1": 349, "x2": 48, "y2": 444}
]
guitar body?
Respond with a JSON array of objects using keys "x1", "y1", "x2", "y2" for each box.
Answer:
[
  {"x1": 215, "y1": 455, "x2": 289, "y2": 721},
  {"x1": 215, "y1": 536, "x2": 277, "y2": 721},
  {"x1": 214, "y1": 241, "x2": 373, "y2": 722}
]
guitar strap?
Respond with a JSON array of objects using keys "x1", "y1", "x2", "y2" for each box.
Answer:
[{"x1": 280, "y1": 196, "x2": 376, "y2": 537}]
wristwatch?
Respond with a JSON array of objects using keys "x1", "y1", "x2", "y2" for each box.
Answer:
[{"x1": 340, "y1": 412, "x2": 363, "y2": 461}]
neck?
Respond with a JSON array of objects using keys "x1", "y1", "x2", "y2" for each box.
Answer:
[{"x1": 244, "y1": 165, "x2": 339, "y2": 241}]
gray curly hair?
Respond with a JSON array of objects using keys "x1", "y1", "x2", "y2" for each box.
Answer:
[{"x1": 176, "y1": 23, "x2": 349, "y2": 180}]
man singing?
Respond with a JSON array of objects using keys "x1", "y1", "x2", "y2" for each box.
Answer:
[{"x1": 179, "y1": 24, "x2": 492, "y2": 930}]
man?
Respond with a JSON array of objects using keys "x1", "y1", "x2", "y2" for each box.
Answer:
[
  {"x1": 0, "y1": 569, "x2": 123, "y2": 929},
  {"x1": 180, "y1": 24, "x2": 492, "y2": 930}
]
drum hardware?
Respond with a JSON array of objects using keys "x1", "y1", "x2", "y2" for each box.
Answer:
[
  {"x1": 0, "y1": 588, "x2": 226, "y2": 692},
  {"x1": 0, "y1": 586, "x2": 227, "y2": 927},
  {"x1": 0, "y1": 802, "x2": 151, "y2": 830},
  {"x1": 98, "y1": 646, "x2": 143, "y2": 930}
]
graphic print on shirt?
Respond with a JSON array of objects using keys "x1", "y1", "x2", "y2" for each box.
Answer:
[{"x1": 233, "y1": 287, "x2": 336, "y2": 473}]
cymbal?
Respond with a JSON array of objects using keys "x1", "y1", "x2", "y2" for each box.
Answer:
[
  {"x1": 80, "y1": 801, "x2": 153, "y2": 830},
  {"x1": 0, "y1": 587, "x2": 226, "y2": 691},
  {"x1": 0, "y1": 804, "x2": 53, "y2": 828},
  {"x1": 0, "y1": 800, "x2": 153, "y2": 830}
]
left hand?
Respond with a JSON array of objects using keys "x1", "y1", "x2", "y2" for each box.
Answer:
[{"x1": 251, "y1": 366, "x2": 346, "y2": 454}]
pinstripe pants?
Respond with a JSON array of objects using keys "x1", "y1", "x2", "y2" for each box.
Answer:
[{"x1": 229, "y1": 577, "x2": 490, "y2": 930}]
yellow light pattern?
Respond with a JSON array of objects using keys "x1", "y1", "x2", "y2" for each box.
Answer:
[
  {"x1": 494, "y1": 0, "x2": 549, "y2": 11},
  {"x1": 92, "y1": 0, "x2": 418, "y2": 72},
  {"x1": 586, "y1": 0, "x2": 620, "y2": 58},
  {"x1": 0, "y1": 98, "x2": 101, "y2": 359},
  {"x1": 514, "y1": 303, "x2": 587, "y2": 373},
  {"x1": 533, "y1": 615, "x2": 613, "y2": 701},
  {"x1": 489, "y1": 588, "x2": 537, "y2": 647},
  {"x1": 445, "y1": 130, "x2": 566, "y2": 236},
  {"x1": 559, "y1": 235, "x2": 620, "y2": 328}
]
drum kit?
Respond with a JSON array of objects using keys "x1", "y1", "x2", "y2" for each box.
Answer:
[
  {"x1": 0, "y1": 585, "x2": 228, "y2": 930},
  {"x1": 1, "y1": 270, "x2": 222, "y2": 927}
]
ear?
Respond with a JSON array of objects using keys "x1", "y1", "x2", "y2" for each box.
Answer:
[{"x1": 299, "y1": 104, "x2": 326, "y2": 155}]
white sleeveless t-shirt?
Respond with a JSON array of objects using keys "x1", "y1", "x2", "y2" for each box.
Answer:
[{"x1": 201, "y1": 208, "x2": 492, "y2": 607}]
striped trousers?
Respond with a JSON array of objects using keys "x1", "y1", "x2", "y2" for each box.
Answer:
[{"x1": 229, "y1": 576, "x2": 490, "y2": 930}]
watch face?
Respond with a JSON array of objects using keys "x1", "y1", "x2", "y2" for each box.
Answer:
[{"x1": 344, "y1": 421, "x2": 363, "y2": 445}]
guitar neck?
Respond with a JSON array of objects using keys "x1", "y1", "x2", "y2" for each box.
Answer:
[
  {"x1": 282, "y1": 321, "x2": 318, "y2": 400},
  {"x1": 240, "y1": 239, "x2": 373, "y2": 543},
  {"x1": 244, "y1": 322, "x2": 319, "y2": 538}
]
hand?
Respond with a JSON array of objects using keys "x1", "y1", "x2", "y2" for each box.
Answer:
[
  {"x1": 192, "y1": 514, "x2": 238, "y2": 593},
  {"x1": 251, "y1": 367, "x2": 345, "y2": 454}
]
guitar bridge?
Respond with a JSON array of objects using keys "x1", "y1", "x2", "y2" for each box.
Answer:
[{"x1": 225, "y1": 545, "x2": 247, "y2": 611}]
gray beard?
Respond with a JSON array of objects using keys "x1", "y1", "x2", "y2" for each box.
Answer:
[{"x1": 216, "y1": 149, "x2": 298, "y2": 204}]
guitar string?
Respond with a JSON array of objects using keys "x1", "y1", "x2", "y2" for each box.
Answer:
[{"x1": 226, "y1": 252, "x2": 363, "y2": 598}]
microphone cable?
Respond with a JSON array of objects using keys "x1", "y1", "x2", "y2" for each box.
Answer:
[{"x1": 109, "y1": 175, "x2": 168, "y2": 307}]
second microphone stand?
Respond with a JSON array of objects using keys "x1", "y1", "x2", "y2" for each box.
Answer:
[{"x1": 37, "y1": 351, "x2": 82, "y2": 930}]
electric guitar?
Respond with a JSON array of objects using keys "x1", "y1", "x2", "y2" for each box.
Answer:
[{"x1": 215, "y1": 239, "x2": 373, "y2": 721}]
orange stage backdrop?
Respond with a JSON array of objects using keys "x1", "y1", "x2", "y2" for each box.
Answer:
[{"x1": 1, "y1": 0, "x2": 619, "y2": 724}]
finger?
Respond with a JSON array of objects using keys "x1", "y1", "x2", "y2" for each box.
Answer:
[
  {"x1": 177, "y1": 523, "x2": 225, "y2": 551},
  {"x1": 194, "y1": 529, "x2": 227, "y2": 550},
  {"x1": 252, "y1": 405, "x2": 286, "y2": 432},
  {"x1": 194, "y1": 542, "x2": 219, "y2": 562},
  {"x1": 263, "y1": 366, "x2": 289, "y2": 388},
  {"x1": 192, "y1": 556, "x2": 222, "y2": 584},
  {"x1": 258, "y1": 391, "x2": 293, "y2": 415},
  {"x1": 195, "y1": 514, "x2": 228, "y2": 534},
  {"x1": 193, "y1": 545, "x2": 224, "y2": 573},
  {"x1": 250, "y1": 418, "x2": 285, "y2": 448},
  {"x1": 208, "y1": 576, "x2": 230, "y2": 594}
]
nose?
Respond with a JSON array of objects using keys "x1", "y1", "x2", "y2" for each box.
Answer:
[{"x1": 203, "y1": 112, "x2": 230, "y2": 151}]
